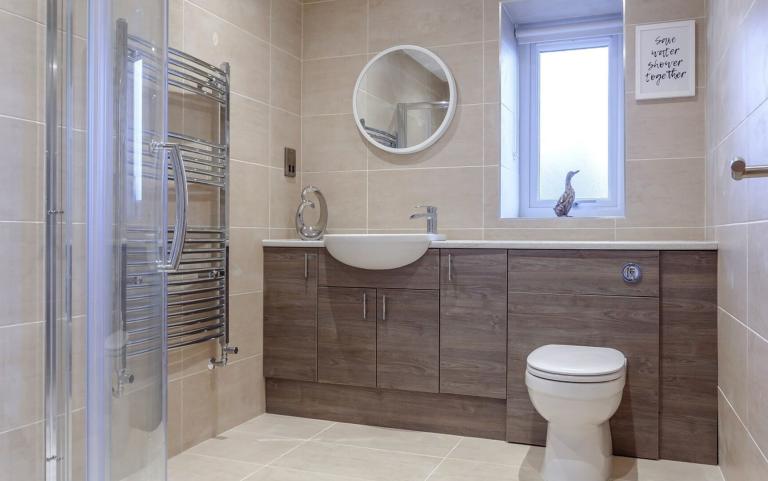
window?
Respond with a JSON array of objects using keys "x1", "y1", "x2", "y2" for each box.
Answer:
[{"x1": 518, "y1": 24, "x2": 624, "y2": 217}]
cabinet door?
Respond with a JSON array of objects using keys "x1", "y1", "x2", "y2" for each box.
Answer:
[
  {"x1": 317, "y1": 287, "x2": 377, "y2": 387},
  {"x1": 377, "y1": 289, "x2": 440, "y2": 393},
  {"x1": 264, "y1": 248, "x2": 318, "y2": 381},
  {"x1": 507, "y1": 292, "x2": 660, "y2": 459},
  {"x1": 440, "y1": 249, "x2": 507, "y2": 399}
]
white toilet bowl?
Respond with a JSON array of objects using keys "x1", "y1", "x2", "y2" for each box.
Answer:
[{"x1": 525, "y1": 344, "x2": 626, "y2": 481}]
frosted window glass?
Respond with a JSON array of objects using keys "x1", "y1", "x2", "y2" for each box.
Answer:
[{"x1": 538, "y1": 46, "x2": 610, "y2": 201}]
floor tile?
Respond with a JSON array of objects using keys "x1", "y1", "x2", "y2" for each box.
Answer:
[
  {"x1": 314, "y1": 422, "x2": 460, "y2": 457},
  {"x1": 612, "y1": 457, "x2": 724, "y2": 481},
  {"x1": 447, "y1": 437, "x2": 543, "y2": 467},
  {"x1": 186, "y1": 429, "x2": 303, "y2": 465},
  {"x1": 427, "y1": 459, "x2": 542, "y2": 481},
  {"x1": 233, "y1": 414, "x2": 335, "y2": 440},
  {"x1": 272, "y1": 440, "x2": 442, "y2": 481},
  {"x1": 167, "y1": 453, "x2": 261, "y2": 481},
  {"x1": 244, "y1": 466, "x2": 368, "y2": 481}
]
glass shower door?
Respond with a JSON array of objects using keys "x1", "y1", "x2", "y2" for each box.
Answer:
[{"x1": 86, "y1": 1, "x2": 170, "y2": 480}]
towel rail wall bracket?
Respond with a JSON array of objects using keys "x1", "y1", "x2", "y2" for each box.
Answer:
[{"x1": 731, "y1": 157, "x2": 768, "y2": 180}]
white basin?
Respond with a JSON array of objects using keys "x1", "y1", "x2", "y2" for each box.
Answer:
[{"x1": 324, "y1": 234, "x2": 446, "y2": 270}]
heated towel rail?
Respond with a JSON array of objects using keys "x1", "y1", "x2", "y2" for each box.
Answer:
[{"x1": 166, "y1": 47, "x2": 237, "y2": 369}]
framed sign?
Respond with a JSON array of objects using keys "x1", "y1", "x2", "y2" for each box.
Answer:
[{"x1": 635, "y1": 20, "x2": 696, "y2": 100}]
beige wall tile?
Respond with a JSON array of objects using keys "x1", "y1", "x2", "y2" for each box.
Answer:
[
  {"x1": 625, "y1": 93, "x2": 706, "y2": 160},
  {"x1": 184, "y1": 3, "x2": 270, "y2": 102},
  {"x1": 301, "y1": 171, "x2": 367, "y2": 229},
  {"x1": 302, "y1": 55, "x2": 367, "y2": 115},
  {"x1": 747, "y1": 99, "x2": 768, "y2": 222},
  {"x1": 744, "y1": 0, "x2": 768, "y2": 114},
  {"x1": 432, "y1": 43, "x2": 484, "y2": 106},
  {"x1": 303, "y1": 0, "x2": 367, "y2": 59},
  {"x1": 0, "y1": 11, "x2": 43, "y2": 121},
  {"x1": 229, "y1": 292, "x2": 264, "y2": 359},
  {"x1": 187, "y1": 0, "x2": 270, "y2": 41},
  {"x1": 213, "y1": 356, "x2": 265, "y2": 433},
  {"x1": 719, "y1": 392, "x2": 768, "y2": 481},
  {"x1": 0, "y1": 117, "x2": 40, "y2": 222},
  {"x1": 484, "y1": 41, "x2": 499, "y2": 103},
  {"x1": 0, "y1": 422, "x2": 43, "y2": 480},
  {"x1": 0, "y1": 0, "x2": 45, "y2": 23},
  {"x1": 614, "y1": 227, "x2": 707, "y2": 241},
  {"x1": 230, "y1": 93, "x2": 270, "y2": 166},
  {"x1": 368, "y1": 0, "x2": 483, "y2": 51},
  {"x1": 747, "y1": 331, "x2": 768, "y2": 457},
  {"x1": 367, "y1": 105, "x2": 484, "y2": 170},
  {"x1": 618, "y1": 158, "x2": 705, "y2": 228},
  {"x1": 271, "y1": 108, "x2": 302, "y2": 169},
  {"x1": 367, "y1": 167, "x2": 483, "y2": 229},
  {"x1": 303, "y1": 114, "x2": 367, "y2": 172},
  {"x1": 230, "y1": 227, "x2": 268, "y2": 294},
  {"x1": 712, "y1": 124, "x2": 750, "y2": 226},
  {"x1": 269, "y1": 167, "x2": 300, "y2": 229},
  {"x1": 484, "y1": 0, "x2": 500, "y2": 41},
  {"x1": 230, "y1": 160, "x2": 269, "y2": 228},
  {"x1": 0, "y1": 223, "x2": 42, "y2": 327},
  {"x1": 271, "y1": 47, "x2": 301, "y2": 115},
  {"x1": 484, "y1": 103, "x2": 500, "y2": 166},
  {"x1": 716, "y1": 224, "x2": 749, "y2": 323},
  {"x1": 484, "y1": 228, "x2": 615, "y2": 241},
  {"x1": 180, "y1": 370, "x2": 217, "y2": 449},
  {"x1": 168, "y1": 379, "x2": 183, "y2": 457},
  {"x1": 748, "y1": 222, "x2": 768, "y2": 339},
  {"x1": 718, "y1": 309, "x2": 748, "y2": 419},
  {"x1": 625, "y1": 0, "x2": 707, "y2": 24},
  {"x1": 272, "y1": 0, "x2": 302, "y2": 58},
  {"x1": 0, "y1": 322, "x2": 42, "y2": 433}
]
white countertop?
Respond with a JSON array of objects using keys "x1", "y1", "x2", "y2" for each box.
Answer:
[{"x1": 262, "y1": 239, "x2": 718, "y2": 250}]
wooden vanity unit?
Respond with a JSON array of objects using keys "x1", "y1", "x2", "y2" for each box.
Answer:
[{"x1": 263, "y1": 243, "x2": 718, "y2": 464}]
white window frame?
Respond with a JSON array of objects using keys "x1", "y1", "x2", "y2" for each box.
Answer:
[{"x1": 519, "y1": 32, "x2": 624, "y2": 218}]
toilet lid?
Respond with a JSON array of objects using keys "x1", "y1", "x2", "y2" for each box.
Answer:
[{"x1": 526, "y1": 345, "x2": 626, "y2": 382}]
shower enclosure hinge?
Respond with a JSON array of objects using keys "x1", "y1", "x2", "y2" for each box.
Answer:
[{"x1": 47, "y1": 209, "x2": 64, "y2": 216}]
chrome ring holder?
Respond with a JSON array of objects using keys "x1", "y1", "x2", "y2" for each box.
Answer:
[{"x1": 296, "y1": 186, "x2": 328, "y2": 240}]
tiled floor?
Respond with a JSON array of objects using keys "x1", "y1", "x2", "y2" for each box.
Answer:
[{"x1": 169, "y1": 414, "x2": 724, "y2": 481}]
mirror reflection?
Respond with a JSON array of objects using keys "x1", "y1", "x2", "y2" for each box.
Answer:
[{"x1": 354, "y1": 47, "x2": 453, "y2": 151}]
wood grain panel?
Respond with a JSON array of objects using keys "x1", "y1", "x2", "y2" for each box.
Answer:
[
  {"x1": 507, "y1": 293, "x2": 660, "y2": 459},
  {"x1": 317, "y1": 287, "x2": 377, "y2": 388},
  {"x1": 440, "y1": 249, "x2": 508, "y2": 399},
  {"x1": 660, "y1": 251, "x2": 718, "y2": 464},
  {"x1": 266, "y1": 378, "x2": 507, "y2": 440},
  {"x1": 263, "y1": 248, "x2": 318, "y2": 381},
  {"x1": 508, "y1": 250, "x2": 660, "y2": 297},
  {"x1": 319, "y1": 249, "x2": 439, "y2": 289},
  {"x1": 377, "y1": 289, "x2": 440, "y2": 393}
]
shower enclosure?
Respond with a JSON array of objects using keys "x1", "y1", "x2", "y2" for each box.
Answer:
[{"x1": 45, "y1": 0, "x2": 171, "y2": 480}]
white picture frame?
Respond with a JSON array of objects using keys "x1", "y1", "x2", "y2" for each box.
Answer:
[{"x1": 635, "y1": 20, "x2": 696, "y2": 100}]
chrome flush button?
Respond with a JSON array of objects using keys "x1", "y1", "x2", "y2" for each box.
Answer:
[{"x1": 622, "y1": 263, "x2": 642, "y2": 284}]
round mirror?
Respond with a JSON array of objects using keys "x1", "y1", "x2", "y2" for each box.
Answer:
[{"x1": 353, "y1": 45, "x2": 457, "y2": 155}]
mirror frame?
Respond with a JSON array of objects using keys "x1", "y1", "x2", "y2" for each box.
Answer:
[{"x1": 352, "y1": 45, "x2": 458, "y2": 155}]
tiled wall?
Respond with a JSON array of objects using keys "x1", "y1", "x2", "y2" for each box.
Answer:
[
  {"x1": 707, "y1": 0, "x2": 768, "y2": 479},
  {"x1": 0, "y1": 1, "x2": 50, "y2": 479},
  {"x1": 300, "y1": 0, "x2": 708, "y2": 241},
  {"x1": 167, "y1": 0, "x2": 302, "y2": 455}
]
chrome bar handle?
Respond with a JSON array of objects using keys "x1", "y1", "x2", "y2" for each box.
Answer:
[
  {"x1": 732, "y1": 157, "x2": 768, "y2": 180},
  {"x1": 156, "y1": 142, "x2": 188, "y2": 271},
  {"x1": 382, "y1": 295, "x2": 387, "y2": 321},
  {"x1": 362, "y1": 291, "x2": 367, "y2": 320},
  {"x1": 304, "y1": 253, "x2": 309, "y2": 279},
  {"x1": 448, "y1": 253, "x2": 453, "y2": 282}
]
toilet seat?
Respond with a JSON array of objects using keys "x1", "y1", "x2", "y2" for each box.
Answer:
[{"x1": 527, "y1": 345, "x2": 626, "y2": 383}]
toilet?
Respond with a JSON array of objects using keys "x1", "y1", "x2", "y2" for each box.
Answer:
[{"x1": 525, "y1": 344, "x2": 627, "y2": 481}]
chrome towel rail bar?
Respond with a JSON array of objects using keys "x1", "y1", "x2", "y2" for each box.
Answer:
[{"x1": 731, "y1": 157, "x2": 768, "y2": 180}]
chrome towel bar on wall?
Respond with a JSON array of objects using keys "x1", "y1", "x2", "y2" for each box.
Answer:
[{"x1": 731, "y1": 157, "x2": 768, "y2": 180}]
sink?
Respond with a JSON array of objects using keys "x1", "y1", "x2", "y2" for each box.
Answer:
[{"x1": 324, "y1": 234, "x2": 446, "y2": 270}]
